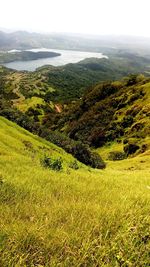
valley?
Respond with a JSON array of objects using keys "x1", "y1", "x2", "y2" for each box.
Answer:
[{"x1": 1, "y1": 32, "x2": 150, "y2": 266}]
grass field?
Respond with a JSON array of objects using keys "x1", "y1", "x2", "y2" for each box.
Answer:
[{"x1": 0, "y1": 116, "x2": 150, "y2": 266}]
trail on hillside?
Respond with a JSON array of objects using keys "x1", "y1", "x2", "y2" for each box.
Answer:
[
  {"x1": 9, "y1": 73, "x2": 25, "y2": 105},
  {"x1": 55, "y1": 104, "x2": 62, "y2": 113}
]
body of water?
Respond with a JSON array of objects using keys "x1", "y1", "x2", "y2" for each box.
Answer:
[{"x1": 3, "y1": 48, "x2": 107, "y2": 71}]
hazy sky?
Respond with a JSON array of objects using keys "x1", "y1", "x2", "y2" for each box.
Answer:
[{"x1": 1, "y1": 0, "x2": 150, "y2": 37}]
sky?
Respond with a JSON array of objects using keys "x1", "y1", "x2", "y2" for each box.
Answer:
[{"x1": 1, "y1": 0, "x2": 150, "y2": 37}]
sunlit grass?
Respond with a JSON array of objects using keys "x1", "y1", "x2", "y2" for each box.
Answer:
[
  {"x1": 16, "y1": 96, "x2": 45, "y2": 112},
  {"x1": 0, "y1": 117, "x2": 150, "y2": 266}
]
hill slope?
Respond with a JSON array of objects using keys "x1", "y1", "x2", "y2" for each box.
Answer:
[
  {"x1": 1, "y1": 116, "x2": 150, "y2": 266},
  {"x1": 1, "y1": 50, "x2": 150, "y2": 105},
  {"x1": 50, "y1": 74, "x2": 150, "y2": 158}
]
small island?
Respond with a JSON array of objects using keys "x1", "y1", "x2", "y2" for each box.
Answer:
[{"x1": 0, "y1": 51, "x2": 61, "y2": 64}]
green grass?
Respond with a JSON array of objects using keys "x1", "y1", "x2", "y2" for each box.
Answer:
[
  {"x1": 0, "y1": 116, "x2": 150, "y2": 266},
  {"x1": 17, "y1": 96, "x2": 45, "y2": 112}
]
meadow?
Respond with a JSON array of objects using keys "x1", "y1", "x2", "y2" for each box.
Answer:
[{"x1": 0, "y1": 116, "x2": 150, "y2": 266}]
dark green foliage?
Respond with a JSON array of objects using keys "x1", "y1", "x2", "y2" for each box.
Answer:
[
  {"x1": 0, "y1": 106, "x2": 105, "y2": 169},
  {"x1": 131, "y1": 122, "x2": 144, "y2": 132},
  {"x1": 69, "y1": 160, "x2": 79, "y2": 170},
  {"x1": 140, "y1": 144, "x2": 148, "y2": 153},
  {"x1": 121, "y1": 115, "x2": 134, "y2": 128},
  {"x1": 87, "y1": 129, "x2": 106, "y2": 148},
  {"x1": 126, "y1": 74, "x2": 139, "y2": 86},
  {"x1": 126, "y1": 104, "x2": 141, "y2": 117},
  {"x1": 0, "y1": 64, "x2": 149, "y2": 163},
  {"x1": 40, "y1": 130, "x2": 106, "y2": 169},
  {"x1": 41, "y1": 156, "x2": 63, "y2": 171},
  {"x1": 26, "y1": 107, "x2": 42, "y2": 117},
  {"x1": 40, "y1": 54, "x2": 150, "y2": 102},
  {"x1": 44, "y1": 90, "x2": 59, "y2": 102},
  {"x1": 72, "y1": 143, "x2": 106, "y2": 169},
  {"x1": 124, "y1": 143, "x2": 140, "y2": 156},
  {"x1": 51, "y1": 75, "x2": 148, "y2": 152},
  {"x1": 0, "y1": 108, "x2": 39, "y2": 133},
  {"x1": 0, "y1": 51, "x2": 61, "y2": 64},
  {"x1": 108, "y1": 151, "x2": 127, "y2": 161},
  {"x1": 123, "y1": 139, "x2": 128, "y2": 145}
]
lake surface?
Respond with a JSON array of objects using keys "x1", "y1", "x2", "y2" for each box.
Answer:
[{"x1": 3, "y1": 48, "x2": 107, "y2": 71}]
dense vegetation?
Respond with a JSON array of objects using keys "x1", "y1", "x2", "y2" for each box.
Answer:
[
  {"x1": 45, "y1": 73, "x2": 150, "y2": 160},
  {"x1": 37, "y1": 54, "x2": 150, "y2": 102},
  {"x1": 1, "y1": 51, "x2": 150, "y2": 104},
  {"x1": 1, "y1": 46, "x2": 150, "y2": 265},
  {"x1": 0, "y1": 66, "x2": 105, "y2": 169},
  {"x1": 1, "y1": 60, "x2": 150, "y2": 162}
]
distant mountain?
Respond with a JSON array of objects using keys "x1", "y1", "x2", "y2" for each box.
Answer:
[
  {"x1": 33, "y1": 53, "x2": 150, "y2": 102},
  {"x1": 1, "y1": 30, "x2": 150, "y2": 55}
]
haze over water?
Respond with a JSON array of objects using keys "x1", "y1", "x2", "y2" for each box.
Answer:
[{"x1": 3, "y1": 48, "x2": 107, "y2": 71}]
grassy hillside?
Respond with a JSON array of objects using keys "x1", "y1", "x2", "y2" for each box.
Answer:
[
  {"x1": 51, "y1": 74, "x2": 150, "y2": 159},
  {"x1": 1, "y1": 50, "x2": 150, "y2": 106},
  {"x1": 36, "y1": 54, "x2": 150, "y2": 102},
  {"x1": 1, "y1": 116, "x2": 150, "y2": 266}
]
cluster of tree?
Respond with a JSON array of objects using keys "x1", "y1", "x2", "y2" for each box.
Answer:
[
  {"x1": 46, "y1": 74, "x2": 148, "y2": 151},
  {"x1": 0, "y1": 51, "x2": 61, "y2": 64},
  {"x1": 36, "y1": 53, "x2": 150, "y2": 103},
  {"x1": 0, "y1": 104, "x2": 105, "y2": 169}
]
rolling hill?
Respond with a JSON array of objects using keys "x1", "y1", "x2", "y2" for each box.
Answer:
[
  {"x1": 47, "y1": 74, "x2": 150, "y2": 161},
  {"x1": 1, "y1": 28, "x2": 150, "y2": 267},
  {"x1": 1, "y1": 116, "x2": 150, "y2": 266}
]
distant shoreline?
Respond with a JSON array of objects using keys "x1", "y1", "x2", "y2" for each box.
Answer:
[
  {"x1": 2, "y1": 48, "x2": 107, "y2": 71},
  {"x1": 0, "y1": 50, "x2": 61, "y2": 64}
]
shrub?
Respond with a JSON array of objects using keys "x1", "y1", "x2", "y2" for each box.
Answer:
[
  {"x1": 140, "y1": 144, "x2": 148, "y2": 153},
  {"x1": 121, "y1": 115, "x2": 134, "y2": 128},
  {"x1": 72, "y1": 142, "x2": 106, "y2": 169},
  {"x1": 123, "y1": 139, "x2": 128, "y2": 145},
  {"x1": 1, "y1": 107, "x2": 106, "y2": 169},
  {"x1": 87, "y1": 129, "x2": 106, "y2": 148},
  {"x1": 41, "y1": 156, "x2": 63, "y2": 171},
  {"x1": 125, "y1": 74, "x2": 138, "y2": 86},
  {"x1": 108, "y1": 151, "x2": 127, "y2": 161},
  {"x1": 69, "y1": 160, "x2": 79, "y2": 170},
  {"x1": 124, "y1": 143, "x2": 140, "y2": 156},
  {"x1": 39, "y1": 129, "x2": 106, "y2": 169}
]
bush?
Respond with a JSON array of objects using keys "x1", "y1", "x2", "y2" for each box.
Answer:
[
  {"x1": 124, "y1": 143, "x2": 140, "y2": 156},
  {"x1": 140, "y1": 144, "x2": 148, "y2": 153},
  {"x1": 41, "y1": 156, "x2": 63, "y2": 171},
  {"x1": 108, "y1": 151, "x2": 127, "y2": 161},
  {"x1": 72, "y1": 142, "x2": 106, "y2": 169},
  {"x1": 1, "y1": 107, "x2": 106, "y2": 169},
  {"x1": 39, "y1": 129, "x2": 106, "y2": 169},
  {"x1": 123, "y1": 139, "x2": 128, "y2": 145},
  {"x1": 121, "y1": 115, "x2": 134, "y2": 128},
  {"x1": 69, "y1": 160, "x2": 79, "y2": 170}
]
